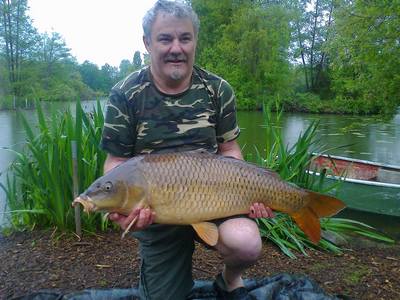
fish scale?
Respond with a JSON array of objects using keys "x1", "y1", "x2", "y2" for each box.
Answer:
[{"x1": 73, "y1": 152, "x2": 345, "y2": 245}]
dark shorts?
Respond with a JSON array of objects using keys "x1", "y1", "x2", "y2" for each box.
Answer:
[
  {"x1": 132, "y1": 216, "x2": 249, "y2": 300},
  {"x1": 132, "y1": 224, "x2": 195, "y2": 300}
]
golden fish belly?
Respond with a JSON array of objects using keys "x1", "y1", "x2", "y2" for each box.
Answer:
[{"x1": 137, "y1": 152, "x2": 307, "y2": 224}]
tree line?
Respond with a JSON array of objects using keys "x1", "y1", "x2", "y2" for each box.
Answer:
[
  {"x1": 191, "y1": 0, "x2": 400, "y2": 114},
  {"x1": 1, "y1": 0, "x2": 399, "y2": 114},
  {"x1": 0, "y1": 0, "x2": 145, "y2": 108}
]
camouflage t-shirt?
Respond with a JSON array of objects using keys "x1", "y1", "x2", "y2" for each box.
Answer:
[{"x1": 100, "y1": 66, "x2": 240, "y2": 157}]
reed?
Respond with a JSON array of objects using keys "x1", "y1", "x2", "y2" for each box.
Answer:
[
  {"x1": 1, "y1": 100, "x2": 106, "y2": 231},
  {"x1": 254, "y1": 103, "x2": 394, "y2": 257}
]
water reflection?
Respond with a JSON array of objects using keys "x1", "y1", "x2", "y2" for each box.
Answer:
[
  {"x1": 0, "y1": 111, "x2": 29, "y2": 225},
  {"x1": 281, "y1": 116, "x2": 310, "y2": 149}
]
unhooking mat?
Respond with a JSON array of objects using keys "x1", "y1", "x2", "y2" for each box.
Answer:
[{"x1": 12, "y1": 273, "x2": 350, "y2": 300}]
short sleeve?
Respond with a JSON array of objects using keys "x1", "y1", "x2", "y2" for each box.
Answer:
[
  {"x1": 215, "y1": 80, "x2": 240, "y2": 143},
  {"x1": 100, "y1": 89, "x2": 136, "y2": 157}
]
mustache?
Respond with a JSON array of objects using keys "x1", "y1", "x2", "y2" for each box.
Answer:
[{"x1": 164, "y1": 54, "x2": 187, "y2": 62}]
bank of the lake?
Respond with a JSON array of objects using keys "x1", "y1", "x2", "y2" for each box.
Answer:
[{"x1": 279, "y1": 93, "x2": 400, "y2": 115}]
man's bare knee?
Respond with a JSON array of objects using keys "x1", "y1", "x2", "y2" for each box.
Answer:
[{"x1": 217, "y1": 218, "x2": 262, "y2": 265}]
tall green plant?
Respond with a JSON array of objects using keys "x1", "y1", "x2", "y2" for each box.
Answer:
[{"x1": 1, "y1": 100, "x2": 106, "y2": 231}]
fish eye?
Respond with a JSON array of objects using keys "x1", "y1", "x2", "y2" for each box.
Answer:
[{"x1": 104, "y1": 181, "x2": 113, "y2": 191}]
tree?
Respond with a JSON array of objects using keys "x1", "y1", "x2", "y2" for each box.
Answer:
[
  {"x1": 117, "y1": 51, "x2": 142, "y2": 81},
  {"x1": 119, "y1": 59, "x2": 132, "y2": 78},
  {"x1": 78, "y1": 60, "x2": 105, "y2": 91},
  {"x1": 0, "y1": 0, "x2": 40, "y2": 96},
  {"x1": 39, "y1": 32, "x2": 71, "y2": 68},
  {"x1": 132, "y1": 50, "x2": 142, "y2": 70},
  {"x1": 0, "y1": 1, "x2": 95, "y2": 103},
  {"x1": 142, "y1": 53, "x2": 150, "y2": 66},
  {"x1": 191, "y1": 0, "x2": 235, "y2": 63},
  {"x1": 326, "y1": 0, "x2": 400, "y2": 113},
  {"x1": 192, "y1": 1, "x2": 292, "y2": 109},
  {"x1": 100, "y1": 63, "x2": 118, "y2": 91},
  {"x1": 37, "y1": 31, "x2": 72, "y2": 89},
  {"x1": 289, "y1": 0, "x2": 335, "y2": 94}
]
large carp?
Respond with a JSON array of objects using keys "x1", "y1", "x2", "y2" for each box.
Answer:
[{"x1": 72, "y1": 152, "x2": 345, "y2": 246}]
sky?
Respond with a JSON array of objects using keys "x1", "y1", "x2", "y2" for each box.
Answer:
[{"x1": 28, "y1": 0, "x2": 157, "y2": 68}]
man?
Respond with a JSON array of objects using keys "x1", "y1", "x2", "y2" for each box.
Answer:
[{"x1": 100, "y1": 1, "x2": 273, "y2": 299}]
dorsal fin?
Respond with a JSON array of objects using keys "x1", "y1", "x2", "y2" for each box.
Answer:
[{"x1": 192, "y1": 222, "x2": 219, "y2": 246}]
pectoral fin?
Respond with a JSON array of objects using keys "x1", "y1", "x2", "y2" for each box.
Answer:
[
  {"x1": 192, "y1": 222, "x2": 219, "y2": 246},
  {"x1": 121, "y1": 203, "x2": 150, "y2": 240},
  {"x1": 121, "y1": 215, "x2": 139, "y2": 239}
]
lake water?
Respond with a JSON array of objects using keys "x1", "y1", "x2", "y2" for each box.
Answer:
[
  {"x1": 237, "y1": 110, "x2": 400, "y2": 166},
  {"x1": 1, "y1": 101, "x2": 399, "y2": 239}
]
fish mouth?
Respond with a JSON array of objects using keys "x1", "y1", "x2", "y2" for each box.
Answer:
[{"x1": 72, "y1": 196, "x2": 96, "y2": 213}]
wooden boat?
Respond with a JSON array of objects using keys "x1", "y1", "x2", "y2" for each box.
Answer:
[{"x1": 309, "y1": 153, "x2": 400, "y2": 217}]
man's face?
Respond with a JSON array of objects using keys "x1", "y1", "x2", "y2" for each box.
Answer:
[{"x1": 144, "y1": 13, "x2": 197, "y2": 84}]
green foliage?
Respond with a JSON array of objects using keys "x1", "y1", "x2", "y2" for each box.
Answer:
[
  {"x1": 192, "y1": 0, "x2": 398, "y2": 115},
  {"x1": 0, "y1": 0, "x2": 39, "y2": 97},
  {"x1": 321, "y1": 218, "x2": 394, "y2": 244},
  {"x1": 280, "y1": 92, "x2": 390, "y2": 115},
  {"x1": 255, "y1": 103, "x2": 324, "y2": 187},
  {"x1": 117, "y1": 51, "x2": 144, "y2": 81},
  {"x1": 1, "y1": 100, "x2": 106, "y2": 231},
  {"x1": 0, "y1": 1, "x2": 97, "y2": 103},
  {"x1": 133, "y1": 51, "x2": 143, "y2": 70},
  {"x1": 119, "y1": 59, "x2": 133, "y2": 79},
  {"x1": 192, "y1": 1, "x2": 292, "y2": 110},
  {"x1": 285, "y1": 93, "x2": 325, "y2": 113},
  {"x1": 289, "y1": 0, "x2": 335, "y2": 94},
  {"x1": 2, "y1": 1, "x2": 398, "y2": 114},
  {"x1": 326, "y1": 0, "x2": 400, "y2": 114}
]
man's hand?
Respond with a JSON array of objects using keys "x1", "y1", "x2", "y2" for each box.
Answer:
[
  {"x1": 249, "y1": 203, "x2": 274, "y2": 219},
  {"x1": 109, "y1": 208, "x2": 156, "y2": 232}
]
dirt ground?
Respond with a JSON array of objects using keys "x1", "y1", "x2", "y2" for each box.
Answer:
[{"x1": 0, "y1": 230, "x2": 399, "y2": 300}]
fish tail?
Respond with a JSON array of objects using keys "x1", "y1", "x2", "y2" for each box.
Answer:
[{"x1": 290, "y1": 192, "x2": 345, "y2": 244}]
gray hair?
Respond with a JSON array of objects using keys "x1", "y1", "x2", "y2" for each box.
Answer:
[{"x1": 142, "y1": 0, "x2": 200, "y2": 41}]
